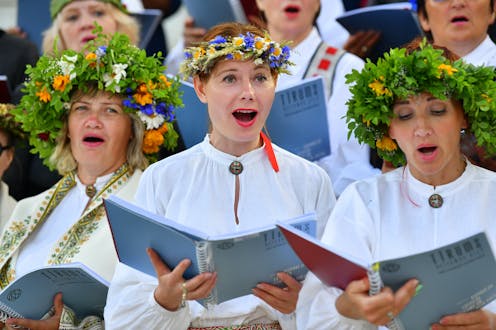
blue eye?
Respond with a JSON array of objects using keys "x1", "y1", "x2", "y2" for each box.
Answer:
[
  {"x1": 222, "y1": 75, "x2": 236, "y2": 83},
  {"x1": 255, "y1": 74, "x2": 268, "y2": 82}
]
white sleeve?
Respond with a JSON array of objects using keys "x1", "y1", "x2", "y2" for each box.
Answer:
[
  {"x1": 164, "y1": 37, "x2": 186, "y2": 76},
  {"x1": 297, "y1": 272, "x2": 377, "y2": 330},
  {"x1": 296, "y1": 182, "x2": 379, "y2": 329},
  {"x1": 316, "y1": 53, "x2": 380, "y2": 196},
  {"x1": 104, "y1": 263, "x2": 192, "y2": 329}
]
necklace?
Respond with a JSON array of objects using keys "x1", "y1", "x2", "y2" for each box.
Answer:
[{"x1": 85, "y1": 184, "x2": 97, "y2": 198}]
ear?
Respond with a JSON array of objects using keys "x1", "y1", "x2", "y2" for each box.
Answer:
[
  {"x1": 255, "y1": 0, "x2": 265, "y2": 11},
  {"x1": 418, "y1": 11, "x2": 431, "y2": 33},
  {"x1": 193, "y1": 76, "x2": 208, "y2": 104}
]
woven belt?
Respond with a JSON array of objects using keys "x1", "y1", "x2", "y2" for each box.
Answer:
[{"x1": 188, "y1": 321, "x2": 282, "y2": 330}]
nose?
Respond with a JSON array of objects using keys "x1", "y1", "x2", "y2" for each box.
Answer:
[
  {"x1": 85, "y1": 112, "x2": 103, "y2": 129},
  {"x1": 79, "y1": 12, "x2": 95, "y2": 30},
  {"x1": 240, "y1": 79, "x2": 255, "y2": 101},
  {"x1": 414, "y1": 116, "x2": 432, "y2": 137},
  {"x1": 450, "y1": 0, "x2": 466, "y2": 8}
]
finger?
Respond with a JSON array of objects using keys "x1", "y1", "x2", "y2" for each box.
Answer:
[
  {"x1": 53, "y1": 292, "x2": 64, "y2": 317},
  {"x1": 185, "y1": 273, "x2": 217, "y2": 301},
  {"x1": 6, "y1": 317, "x2": 36, "y2": 329},
  {"x1": 393, "y1": 279, "x2": 419, "y2": 314},
  {"x1": 276, "y1": 272, "x2": 303, "y2": 291},
  {"x1": 438, "y1": 309, "x2": 488, "y2": 326},
  {"x1": 346, "y1": 276, "x2": 370, "y2": 294},
  {"x1": 184, "y1": 16, "x2": 195, "y2": 27},
  {"x1": 253, "y1": 287, "x2": 293, "y2": 314},
  {"x1": 147, "y1": 247, "x2": 172, "y2": 277},
  {"x1": 170, "y1": 259, "x2": 192, "y2": 280}
]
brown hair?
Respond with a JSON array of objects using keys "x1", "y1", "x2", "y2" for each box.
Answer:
[{"x1": 197, "y1": 22, "x2": 279, "y2": 82}]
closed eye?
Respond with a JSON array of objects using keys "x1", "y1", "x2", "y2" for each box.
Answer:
[{"x1": 431, "y1": 108, "x2": 446, "y2": 116}]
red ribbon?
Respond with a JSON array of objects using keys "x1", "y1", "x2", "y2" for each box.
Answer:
[{"x1": 261, "y1": 132, "x2": 279, "y2": 173}]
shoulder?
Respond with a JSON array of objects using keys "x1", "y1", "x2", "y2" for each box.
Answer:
[
  {"x1": 141, "y1": 144, "x2": 203, "y2": 179},
  {"x1": 336, "y1": 51, "x2": 365, "y2": 72},
  {"x1": 272, "y1": 144, "x2": 331, "y2": 183}
]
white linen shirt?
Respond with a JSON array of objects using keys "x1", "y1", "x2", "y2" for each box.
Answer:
[
  {"x1": 297, "y1": 161, "x2": 496, "y2": 329},
  {"x1": 0, "y1": 181, "x2": 15, "y2": 231},
  {"x1": 104, "y1": 135, "x2": 336, "y2": 329},
  {"x1": 463, "y1": 35, "x2": 496, "y2": 67},
  {"x1": 278, "y1": 28, "x2": 380, "y2": 195}
]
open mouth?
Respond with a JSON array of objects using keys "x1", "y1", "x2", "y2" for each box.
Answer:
[
  {"x1": 418, "y1": 146, "x2": 437, "y2": 154},
  {"x1": 83, "y1": 136, "x2": 104, "y2": 143},
  {"x1": 284, "y1": 5, "x2": 300, "y2": 13},
  {"x1": 451, "y1": 16, "x2": 468, "y2": 23},
  {"x1": 233, "y1": 110, "x2": 257, "y2": 122},
  {"x1": 82, "y1": 36, "x2": 96, "y2": 43}
]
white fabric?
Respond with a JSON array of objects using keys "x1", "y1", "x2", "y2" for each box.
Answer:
[
  {"x1": 462, "y1": 35, "x2": 496, "y2": 67},
  {"x1": 15, "y1": 172, "x2": 113, "y2": 278},
  {"x1": 278, "y1": 28, "x2": 380, "y2": 196},
  {"x1": 317, "y1": 0, "x2": 349, "y2": 48},
  {"x1": 0, "y1": 181, "x2": 15, "y2": 232},
  {"x1": 297, "y1": 161, "x2": 496, "y2": 329},
  {"x1": 104, "y1": 135, "x2": 336, "y2": 329},
  {"x1": 3, "y1": 170, "x2": 142, "y2": 283}
]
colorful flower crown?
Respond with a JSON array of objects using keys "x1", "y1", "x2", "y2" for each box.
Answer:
[
  {"x1": 346, "y1": 39, "x2": 496, "y2": 166},
  {"x1": 180, "y1": 32, "x2": 293, "y2": 78},
  {"x1": 0, "y1": 104, "x2": 25, "y2": 141},
  {"x1": 50, "y1": 0, "x2": 128, "y2": 19},
  {"x1": 15, "y1": 27, "x2": 183, "y2": 168}
]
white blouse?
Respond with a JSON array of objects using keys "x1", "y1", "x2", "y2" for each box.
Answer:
[
  {"x1": 15, "y1": 172, "x2": 113, "y2": 277},
  {"x1": 105, "y1": 135, "x2": 336, "y2": 329},
  {"x1": 297, "y1": 162, "x2": 496, "y2": 329},
  {"x1": 278, "y1": 28, "x2": 380, "y2": 195}
]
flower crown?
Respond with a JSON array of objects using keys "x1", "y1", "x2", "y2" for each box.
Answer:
[
  {"x1": 50, "y1": 0, "x2": 128, "y2": 19},
  {"x1": 0, "y1": 104, "x2": 25, "y2": 141},
  {"x1": 346, "y1": 39, "x2": 496, "y2": 166},
  {"x1": 180, "y1": 32, "x2": 293, "y2": 78},
  {"x1": 15, "y1": 27, "x2": 183, "y2": 168}
]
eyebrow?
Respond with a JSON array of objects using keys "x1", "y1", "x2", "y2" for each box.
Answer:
[{"x1": 394, "y1": 96, "x2": 438, "y2": 105}]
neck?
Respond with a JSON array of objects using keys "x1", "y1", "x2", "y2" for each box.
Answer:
[
  {"x1": 436, "y1": 35, "x2": 486, "y2": 58},
  {"x1": 77, "y1": 162, "x2": 124, "y2": 185},
  {"x1": 209, "y1": 133, "x2": 262, "y2": 157},
  {"x1": 267, "y1": 24, "x2": 313, "y2": 48},
  {"x1": 411, "y1": 157, "x2": 467, "y2": 187}
]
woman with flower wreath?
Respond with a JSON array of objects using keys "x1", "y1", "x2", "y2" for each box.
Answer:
[
  {"x1": 0, "y1": 31, "x2": 181, "y2": 329},
  {"x1": 0, "y1": 104, "x2": 24, "y2": 231},
  {"x1": 296, "y1": 38, "x2": 496, "y2": 329},
  {"x1": 6, "y1": 0, "x2": 142, "y2": 203},
  {"x1": 104, "y1": 22, "x2": 335, "y2": 330}
]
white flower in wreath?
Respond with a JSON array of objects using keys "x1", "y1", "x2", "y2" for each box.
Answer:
[{"x1": 138, "y1": 111, "x2": 165, "y2": 130}]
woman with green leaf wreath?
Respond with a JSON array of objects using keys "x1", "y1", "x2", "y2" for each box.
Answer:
[
  {"x1": 297, "y1": 38, "x2": 496, "y2": 329},
  {"x1": 0, "y1": 31, "x2": 181, "y2": 329},
  {"x1": 0, "y1": 104, "x2": 25, "y2": 232}
]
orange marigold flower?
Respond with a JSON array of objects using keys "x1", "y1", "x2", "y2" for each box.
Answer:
[
  {"x1": 133, "y1": 83, "x2": 153, "y2": 105},
  {"x1": 376, "y1": 136, "x2": 397, "y2": 152},
  {"x1": 36, "y1": 88, "x2": 51, "y2": 102},
  {"x1": 52, "y1": 75, "x2": 70, "y2": 92},
  {"x1": 158, "y1": 124, "x2": 168, "y2": 134},
  {"x1": 159, "y1": 75, "x2": 171, "y2": 87},
  {"x1": 85, "y1": 52, "x2": 97, "y2": 60},
  {"x1": 437, "y1": 63, "x2": 458, "y2": 77},
  {"x1": 143, "y1": 129, "x2": 164, "y2": 154},
  {"x1": 369, "y1": 79, "x2": 392, "y2": 97}
]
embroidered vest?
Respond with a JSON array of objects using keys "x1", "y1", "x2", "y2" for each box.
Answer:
[
  {"x1": 0, "y1": 164, "x2": 130, "y2": 288},
  {"x1": 303, "y1": 42, "x2": 346, "y2": 97}
]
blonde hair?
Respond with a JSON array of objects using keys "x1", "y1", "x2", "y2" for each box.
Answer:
[
  {"x1": 42, "y1": 2, "x2": 140, "y2": 54},
  {"x1": 49, "y1": 88, "x2": 148, "y2": 175}
]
